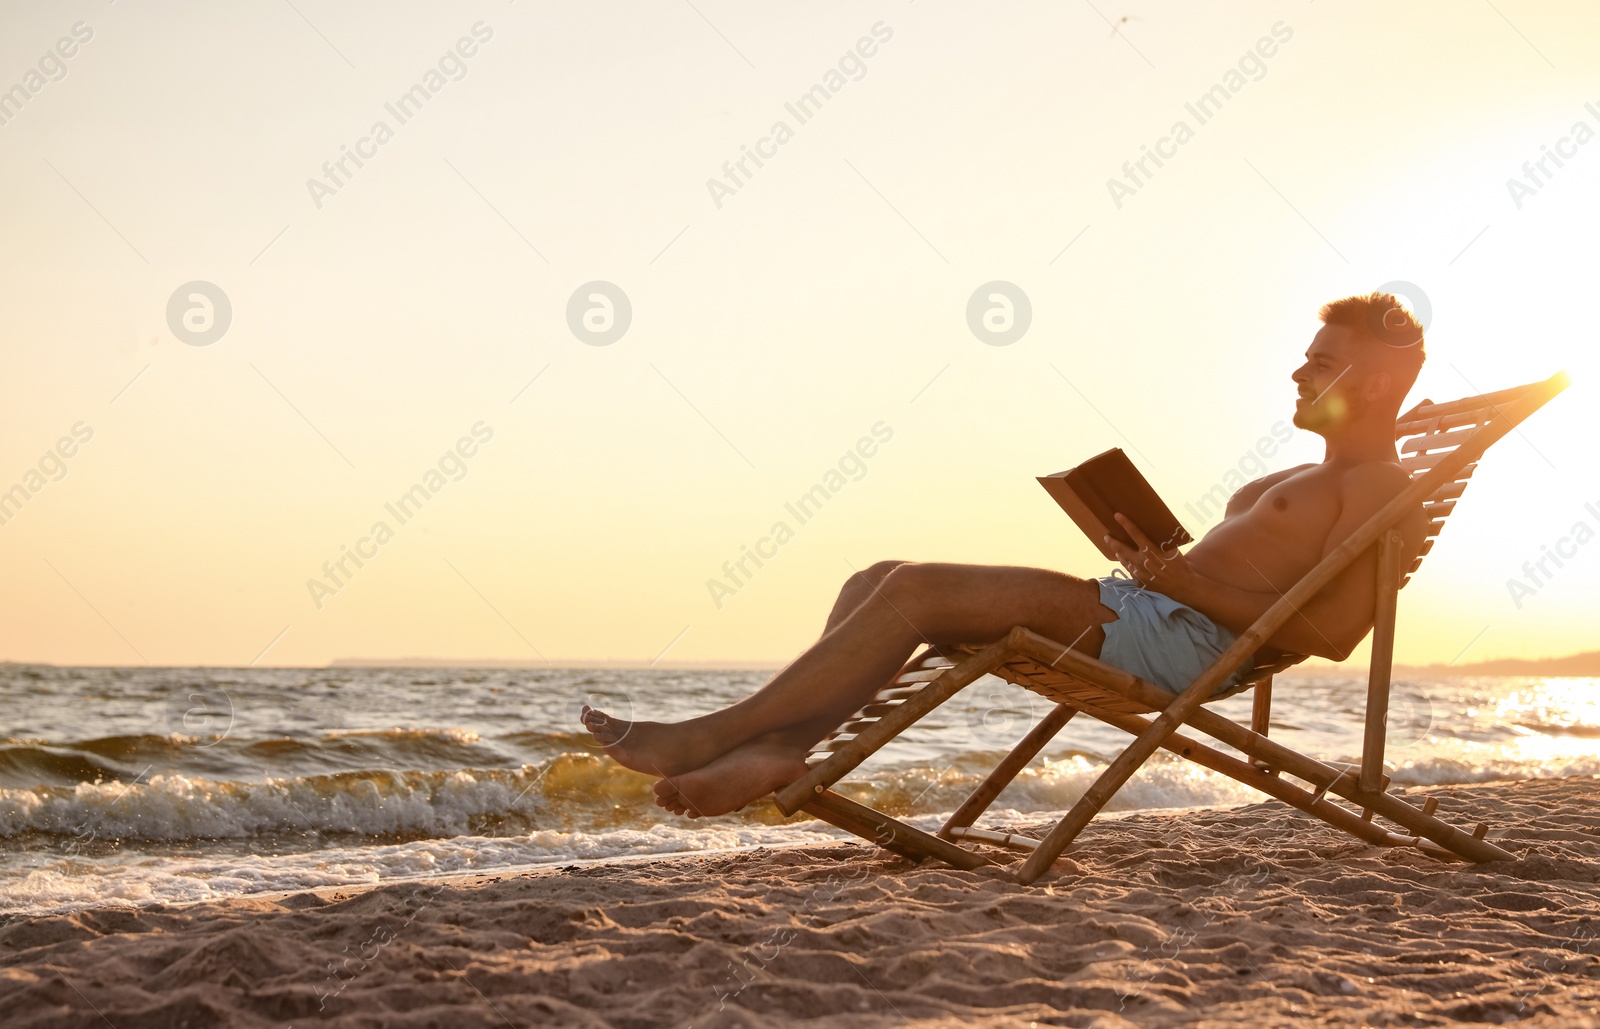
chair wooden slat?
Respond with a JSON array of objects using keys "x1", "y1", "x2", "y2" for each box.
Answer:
[
  {"x1": 1401, "y1": 450, "x2": 1462, "y2": 472},
  {"x1": 1400, "y1": 425, "x2": 1482, "y2": 455}
]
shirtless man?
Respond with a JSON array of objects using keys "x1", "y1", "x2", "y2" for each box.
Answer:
[{"x1": 582, "y1": 292, "x2": 1429, "y2": 818}]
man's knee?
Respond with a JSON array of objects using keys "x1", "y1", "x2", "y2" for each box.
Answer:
[
  {"x1": 846, "y1": 560, "x2": 908, "y2": 596},
  {"x1": 875, "y1": 562, "x2": 930, "y2": 607},
  {"x1": 865, "y1": 559, "x2": 908, "y2": 582}
]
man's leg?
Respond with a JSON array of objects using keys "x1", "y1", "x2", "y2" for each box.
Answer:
[
  {"x1": 650, "y1": 562, "x2": 1116, "y2": 816},
  {"x1": 582, "y1": 559, "x2": 909, "y2": 771},
  {"x1": 583, "y1": 562, "x2": 1115, "y2": 791}
]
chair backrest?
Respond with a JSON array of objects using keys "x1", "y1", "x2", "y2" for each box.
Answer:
[{"x1": 1393, "y1": 377, "x2": 1556, "y2": 587}]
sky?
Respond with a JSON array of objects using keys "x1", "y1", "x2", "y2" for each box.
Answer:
[{"x1": 0, "y1": 0, "x2": 1596, "y2": 670}]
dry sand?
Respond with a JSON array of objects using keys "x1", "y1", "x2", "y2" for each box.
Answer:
[{"x1": 4, "y1": 777, "x2": 1599, "y2": 1028}]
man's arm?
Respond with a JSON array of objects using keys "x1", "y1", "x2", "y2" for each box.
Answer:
[{"x1": 1109, "y1": 464, "x2": 1424, "y2": 661}]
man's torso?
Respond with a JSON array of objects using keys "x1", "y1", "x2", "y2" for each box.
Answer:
[
  {"x1": 1184, "y1": 460, "x2": 1420, "y2": 661},
  {"x1": 1188, "y1": 462, "x2": 1340, "y2": 591}
]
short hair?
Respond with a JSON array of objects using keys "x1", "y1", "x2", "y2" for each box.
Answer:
[{"x1": 1319, "y1": 291, "x2": 1425, "y2": 395}]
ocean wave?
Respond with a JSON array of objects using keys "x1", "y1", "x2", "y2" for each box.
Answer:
[
  {"x1": 0, "y1": 727, "x2": 583, "y2": 790},
  {"x1": 7, "y1": 745, "x2": 1598, "y2": 847},
  {"x1": 0, "y1": 756, "x2": 636, "y2": 842}
]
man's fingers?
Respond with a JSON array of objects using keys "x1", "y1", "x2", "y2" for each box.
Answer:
[{"x1": 1114, "y1": 512, "x2": 1157, "y2": 552}]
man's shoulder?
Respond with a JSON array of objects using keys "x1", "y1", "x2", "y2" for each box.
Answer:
[
  {"x1": 1254, "y1": 462, "x2": 1320, "y2": 487},
  {"x1": 1333, "y1": 461, "x2": 1417, "y2": 521},
  {"x1": 1337, "y1": 460, "x2": 1410, "y2": 492}
]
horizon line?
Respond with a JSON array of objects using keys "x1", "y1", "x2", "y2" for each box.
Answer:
[{"x1": 1, "y1": 648, "x2": 1596, "y2": 673}]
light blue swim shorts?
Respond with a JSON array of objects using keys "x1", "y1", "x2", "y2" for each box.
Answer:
[{"x1": 1095, "y1": 570, "x2": 1255, "y2": 701}]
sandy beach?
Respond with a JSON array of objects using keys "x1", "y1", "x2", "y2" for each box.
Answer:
[{"x1": 4, "y1": 776, "x2": 1599, "y2": 1028}]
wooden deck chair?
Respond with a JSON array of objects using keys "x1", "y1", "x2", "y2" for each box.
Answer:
[{"x1": 773, "y1": 372, "x2": 1569, "y2": 884}]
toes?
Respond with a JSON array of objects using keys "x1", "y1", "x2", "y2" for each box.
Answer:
[
  {"x1": 653, "y1": 777, "x2": 697, "y2": 817},
  {"x1": 582, "y1": 708, "x2": 630, "y2": 747},
  {"x1": 583, "y1": 709, "x2": 621, "y2": 745}
]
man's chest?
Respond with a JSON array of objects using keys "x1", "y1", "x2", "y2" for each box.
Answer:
[{"x1": 1234, "y1": 469, "x2": 1345, "y2": 545}]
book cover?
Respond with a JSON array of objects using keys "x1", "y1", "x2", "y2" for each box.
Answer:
[{"x1": 1038, "y1": 448, "x2": 1192, "y2": 561}]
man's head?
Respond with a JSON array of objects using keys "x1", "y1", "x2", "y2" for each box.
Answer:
[{"x1": 1292, "y1": 292, "x2": 1426, "y2": 433}]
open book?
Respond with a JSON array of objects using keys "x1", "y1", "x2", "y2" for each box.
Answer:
[{"x1": 1038, "y1": 448, "x2": 1192, "y2": 561}]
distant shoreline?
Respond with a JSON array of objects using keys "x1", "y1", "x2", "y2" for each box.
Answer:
[{"x1": 1391, "y1": 650, "x2": 1600, "y2": 678}]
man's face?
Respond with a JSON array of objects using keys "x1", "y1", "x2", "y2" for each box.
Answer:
[{"x1": 1291, "y1": 324, "x2": 1366, "y2": 432}]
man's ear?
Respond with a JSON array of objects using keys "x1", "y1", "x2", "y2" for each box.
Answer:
[{"x1": 1362, "y1": 370, "x2": 1393, "y2": 403}]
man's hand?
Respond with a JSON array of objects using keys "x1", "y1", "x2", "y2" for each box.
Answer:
[{"x1": 1103, "y1": 512, "x2": 1202, "y2": 599}]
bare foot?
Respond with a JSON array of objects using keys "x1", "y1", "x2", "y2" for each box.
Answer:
[
  {"x1": 579, "y1": 706, "x2": 726, "y2": 779},
  {"x1": 651, "y1": 740, "x2": 810, "y2": 818}
]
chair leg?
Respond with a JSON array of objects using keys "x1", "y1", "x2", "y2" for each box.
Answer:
[
  {"x1": 1249, "y1": 677, "x2": 1278, "y2": 775},
  {"x1": 774, "y1": 636, "x2": 1018, "y2": 816},
  {"x1": 1177, "y1": 704, "x2": 1515, "y2": 863},
  {"x1": 1015, "y1": 702, "x2": 1203, "y2": 884},
  {"x1": 940, "y1": 704, "x2": 1077, "y2": 839},
  {"x1": 1361, "y1": 529, "x2": 1404, "y2": 796},
  {"x1": 1251, "y1": 677, "x2": 1273, "y2": 736},
  {"x1": 1017, "y1": 686, "x2": 1512, "y2": 882},
  {"x1": 1086, "y1": 706, "x2": 1396, "y2": 848},
  {"x1": 803, "y1": 790, "x2": 992, "y2": 870}
]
